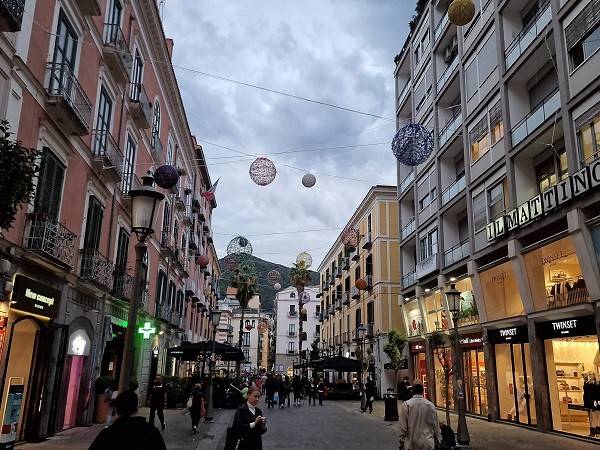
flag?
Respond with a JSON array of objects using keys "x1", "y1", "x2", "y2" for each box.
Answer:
[{"x1": 201, "y1": 177, "x2": 219, "y2": 203}]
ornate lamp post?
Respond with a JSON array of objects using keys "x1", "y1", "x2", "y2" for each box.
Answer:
[
  {"x1": 204, "y1": 308, "x2": 222, "y2": 421},
  {"x1": 446, "y1": 283, "x2": 470, "y2": 445},
  {"x1": 357, "y1": 324, "x2": 367, "y2": 410},
  {"x1": 118, "y1": 174, "x2": 164, "y2": 393}
]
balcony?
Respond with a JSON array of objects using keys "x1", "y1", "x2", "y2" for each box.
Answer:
[
  {"x1": 441, "y1": 174, "x2": 466, "y2": 206},
  {"x1": 328, "y1": 304, "x2": 335, "y2": 315},
  {"x1": 174, "y1": 194, "x2": 186, "y2": 211},
  {"x1": 351, "y1": 286, "x2": 360, "y2": 299},
  {"x1": 91, "y1": 130, "x2": 123, "y2": 181},
  {"x1": 287, "y1": 349, "x2": 296, "y2": 355},
  {"x1": 401, "y1": 218, "x2": 416, "y2": 240},
  {"x1": 399, "y1": 172, "x2": 415, "y2": 194},
  {"x1": 436, "y1": 56, "x2": 458, "y2": 93},
  {"x1": 102, "y1": 23, "x2": 133, "y2": 83},
  {"x1": 329, "y1": 275, "x2": 335, "y2": 286},
  {"x1": 45, "y1": 62, "x2": 92, "y2": 135},
  {"x1": 343, "y1": 292, "x2": 350, "y2": 305},
  {"x1": 366, "y1": 322, "x2": 374, "y2": 338},
  {"x1": 340, "y1": 257, "x2": 349, "y2": 271},
  {"x1": 185, "y1": 279, "x2": 197, "y2": 296},
  {"x1": 351, "y1": 248, "x2": 360, "y2": 261},
  {"x1": 288, "y1": 309, "x2": 298, "y2": 317},
  {"x1": 112, "y1": 270, "x2": 133, "y2": 301},
  {"x1": 191, "y1": 195, "x2": 201, "y2": 213},
  {"x1": 80, "y1": 249, "x2": 114, "y2": 291},
  {"x1": 24, "y1": 214, "x2": 77, "y2": 269},
  {"x1": 398, "y1": 80, "x2": 411, "y2": 107},
  {"x1": 219, "y1": 323, "x2": 234, "y2": 333},
  {"x1": 156, "y1": 303, "x2": 171, "y2": 323},
  {"x1": 362, "y1": 232, "x2": 372, "y2": 249},
  {"x1": 0, "y1": 0, "x2": 24, "y2": 31},
  {"x1": 314, "y1": 310, "x2": 320, "y2": 317},
  {"x1": 198, "y1": 211, "x2": 206, "y2": 222},
  {"x1": 444, "y1": 239, "x2": 469, "y2": 267},
  {"x1": 160, "y1": 231, "x2": 176, "y2": 257},
  {"x1": 342, "y1": 331, "x2": 350, "y2": 344},
  {"x1": 314, "y1": 330, "x2": 321, "y2": 338},
  {"x1": 504, "y1": 3, "x2": 552, "y2": 70},
  {"x1": 128, "y1": 83, "x2": 152, "y2": 128},
  {"x1": 206, "y1": 232, "x2": 213, "y2": 244},
  {"x1": 438, "y1": 112, "x2": 462, "y2": 149},
  {"x1": 434, "y1": 12, "x2": 449, "y2": 42},
  {"x1": 402, "y1": 270, "x2": 417, "y2": 289},
  {"x1": 416, "y1": 253, "x2": 438, "y2": 279},
  {"x1": 511, "y1": 90, "x2": 560, "y2": 146},
  {"x1": 77, "y1": 0, "x2": 101, "y2": 16}
]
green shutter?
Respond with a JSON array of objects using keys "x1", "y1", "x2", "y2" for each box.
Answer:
[
  {"x1": 34, "y1": 148, "x2": 65, "y2": 220},
  {"x1": 115, "y1": 228, "x2": 129, "y2": 270},
  {"x1": 83, "y1": 196, "x2": 104, "y2": 250}
]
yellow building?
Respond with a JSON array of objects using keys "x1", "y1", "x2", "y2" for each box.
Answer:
[{"x1": 318, "y1": 185, "x2": 404, "y2": 394}]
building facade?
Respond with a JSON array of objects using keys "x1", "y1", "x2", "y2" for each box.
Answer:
[
  {"x1": 395, "y1": 0, "x2": 600, "y2": 441},
  {"x1": 319, "y1": 185, "x2": 403, "y2": 394},
  {"x1": 274, "y1": 285, "x2": 320, "y2": 373},
  {"x1": 0, "y1": 0, "x2": 219, "y2": 443}
]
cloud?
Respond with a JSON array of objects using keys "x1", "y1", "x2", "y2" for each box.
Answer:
[{"x1": 163, "y1": 0, "x2": 412, "y2": 266}]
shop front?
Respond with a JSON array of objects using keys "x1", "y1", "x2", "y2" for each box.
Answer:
[
  {"x1": 537, "y1": 315, "x2": 599, "y2": 439},
  {"x1": 460, "y1": 333, "x2": 488, "y2": 416},
  {"x1": 62, "y1": 325, "x2": 92, "y2": 430},
  {"x1": 409, "y1": 341, "x2": 428, "y2": 399},
  {"x1": 488, "y1": 325, "x2": 536, "y2": 426},
  {"x1": 0, "y1": 275, "x2": 60, "y2": 446}
]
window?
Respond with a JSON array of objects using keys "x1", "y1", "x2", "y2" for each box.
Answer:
[
  {"x1": 131, "y1": 49, "x2": 143, "y2": 87},
  {"x1": 315, "y1": 305, "x2": 320, "y2": 314},
  {"x1": 355, "y1": 308, "x2": 362, "y2": 328},
  {"x1": 115, "y1": 228, "x2": 129, "y2": 272},
  {"x1": 470, "y1": 102, "x2": 503, "y2": 161},
  {"x1": 162, "y1": 203, "x2": 171, "y2": 238},
  {"x1": 121, "y1": 135, "x2": 136, "y2": 193},
  {"x1": 419, "y1": 229, "x2": 438, "y2": 260},
  {"x1": 288, "y1": 342, "x2": 295, "y2": 353},
  {"x1": 34, "y1": 148, "x2": 65, "y2": 220},
  {"x1": 473, "y1": 180, "x2": 507, "y2": 232},
  {"x1": 578, "y1": 113, "x2": 600, "y2": 163},
  {"x1": 156, "y1": 270, "x2": 168, "y2": 305},
  {"x1": 289, "y1": 304, "x2": 296, "y2": 314},
  {"x1": 141, "y1": 249, "x2": 149, "y2": 304},
  {"x1": 465, "y1": 31, "x2": 497, "y2": 100},
  {"x1": 151, "y1": 100, "x2": 161, "y2": 150},
  {"x1": 289, "y1": 324, "x2": 295, "y2": 335},
  {"x1": 243, "y1": 349, "x2": 250, "y2": 361},
  {"x1": 168, "y1": 280, "x2": 176, "y2": 309},
  {"x1": 367, "y1": 213, "x2": 372, "y2": 233},
  {"x1": 243, "y1": 332, "x2": 250, "y2": 346},
  {"x1": 51, "y1": 11, "x2": 77, "y2": 71},
  {"x1": 488, "y1": 182, "x2": 505, "y2": 220},
  {"x1": 290, "y1": 292, "x2": 295, "y2": 298},
  {"x1": 166, "y1": 133, "x2": 174, "y2": 165},
  {"x1": 93, "y1": 87, "x2": 113, "y2": 155},
  {"x1": 367, "y1": 302, "x2": 374, "y2": 324},
  {"x1": 418, "y1": 187, "x2": 437, "y2": 211},
  {"x1": 173, "y1": 220, "x2": 179, "y2": 244},
  {"x1": 83, "y1": 196, "x2": 104, "y2": 250},
  {"x1": 566, "y1": 1, "x2": 600, "y2": 71}
]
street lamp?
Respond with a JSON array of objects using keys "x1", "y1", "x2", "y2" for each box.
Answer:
[
  {"x1": 446, "y1": 283, "x2": 470, "y2": 446},
  {"x1": 357, "y1": 324, "x2": 366, "y2": 411},
  {"x1": 118, "y1": 174, "x2": 164, "y2": 393},
  {"x1": 205, "y1": 308, "x2": 222, "y2": 421}
]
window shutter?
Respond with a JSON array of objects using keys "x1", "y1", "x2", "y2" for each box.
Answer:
[
  {"x1": 566, "y1": 0, "x2": 600, "y2": 50},
  {"x1": 489, "y1": 102, "x2": 502, "y2": 127},
  {"x1": 83, "y1": 196, "x2": 104, "y2": 250},
  {"x1": 470, "y1": 116, "x2": 488, "y2": 147},
  {"x1": 34, "y1": 148, "x2": 65, "y2": 220},
  {"x1": 115, "y1": 228, "x2": 130, "y2": 270}
]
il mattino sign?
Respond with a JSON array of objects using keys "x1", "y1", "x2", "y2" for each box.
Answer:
[{"x1": 486, "y1": 159, "x2": 600, "y2": 241}]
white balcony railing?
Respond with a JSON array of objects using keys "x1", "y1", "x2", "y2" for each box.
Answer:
[
  {"x1": 401, "y1": 218, "x2": 416, "y2": 240},
  {"x1": 444, "y1": 239, "x2": 470, "y2": 267},
  {"x1": 436, "y1": 56, "x2": 458, "y2": 93},
  {"x1": 441, "y1": 174, "x2": 466, "y2": 206},
  {"x1": 402, "y1": 270, "x2": 417, "y2": 289},
  {"x1": 504, "y1": 2, "x2": 552, "y2": 69},
  {"x1": 511, "y1": 90, "x2": 560, "y2": 146},
  {"x1": 400, "y1": 172, "x2": 415, "y2": 194},
  {"x1": 438, "y1": 113, "x2": 462, "y2": 149}
]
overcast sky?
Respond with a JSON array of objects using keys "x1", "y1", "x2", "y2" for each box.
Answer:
[{"x1": 162, "y1": 1, "x2": 412, "y2": 267}]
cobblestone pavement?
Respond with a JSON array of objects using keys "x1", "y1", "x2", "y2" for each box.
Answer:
[{"x1": 17, "y1": 400, "x2": 600, "y2": 449}]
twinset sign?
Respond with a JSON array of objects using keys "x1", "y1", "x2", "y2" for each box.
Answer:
[
  {"x1": 537, "y1": 315, "x2": 596, "y2": 339},
  {"x1": 486, "y1": 159, "x2": 600, "y2": 242},
  {"x1": 488, "y1": 325, "x2": 528, "y2": 344}
]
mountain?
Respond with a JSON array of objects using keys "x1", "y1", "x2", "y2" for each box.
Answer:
[{"x1": 218, "y1": 254, "x2": 319, "y2": 312}]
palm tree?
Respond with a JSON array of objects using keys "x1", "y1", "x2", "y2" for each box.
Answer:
[
  {"x1": 230, "y1": 260, "x2": 257, "y2": 375},
  {"x1": 289, "y1": 261, "x2": 312, "y2": 365}
]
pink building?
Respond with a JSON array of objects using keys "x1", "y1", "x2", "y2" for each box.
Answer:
[{"x1": 0, "y1": 0, "x2": 220, "y2": 443}]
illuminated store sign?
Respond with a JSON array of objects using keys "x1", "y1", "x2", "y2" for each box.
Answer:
[
  {"x1": 488, "y1": 325, "x2": 528, "y2": 344},
  {"x1": 67, "y1": 329, "x2": 90, "y2": 356},
  {"x1": 537, "y1": 316, "x2": 596, "y2": 339},
  {"x1": 486, "y1": 160, "x2": 600, "y2": 241},
  {"x1": 10, "y1": 275, "x2": 60, "y2": 319}
]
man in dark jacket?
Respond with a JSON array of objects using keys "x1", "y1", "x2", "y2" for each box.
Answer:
[
  {"x1": 149, "y1": 375, "x2": 166, "y2": 429},
  {"x1": 89, "y1": 390, "x2": 166, "y2": 450},
  {"x1": 363, "y1": 378, "x2": 376, "y2": 414}
]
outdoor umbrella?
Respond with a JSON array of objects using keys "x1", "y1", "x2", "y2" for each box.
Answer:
[{"x1": 314, "y1": 355, "x2": 362, "y2": 371}]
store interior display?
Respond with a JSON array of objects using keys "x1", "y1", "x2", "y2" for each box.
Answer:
[
  {"x1": 463, "y1": 348, "x2": 488, "y2": 416},
  {"x1": 481, "y1": 261, "x2": 525, "y2": 321},
  {"x1": 424, "y1": 290, "x2": 449, "y2": 332}
]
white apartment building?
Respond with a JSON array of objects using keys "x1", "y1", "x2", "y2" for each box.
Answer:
[{"x1": 274, "y1": 285, "x2": 320, "y2": 372}]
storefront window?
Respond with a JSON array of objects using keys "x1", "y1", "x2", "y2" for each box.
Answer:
[
  {"x1": 412, "y1": 351, "x2": 429, "y2": 399},
  {"x1": 403, "y1": 298, "x2": 425, "y2": 337},
  {"x1": 524, "y1": 237, "x2": 589, "y2": 311},
  {"x1": 455, "y1": 278, "x2": 479, "y2": 327},
  {"x1": 463, "y1": 347, "x2": 488, "y2": 416},
  {"x1": 423, "y1": 291, "x2": 450, "y2": 332},
  {"x1": 433, "y1": 347, "x2": 454, "y2": 410},
  {"x1": 480, "y1": 261, "x2": 525, "y2": 321}
]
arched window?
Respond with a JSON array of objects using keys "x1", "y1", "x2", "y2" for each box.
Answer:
[
  {"x1": 151, "y1": 100, "x2": 161, "y2": 149},
  {"x1": 290, "y1": 292, "x2": 295, "y2": 298}
]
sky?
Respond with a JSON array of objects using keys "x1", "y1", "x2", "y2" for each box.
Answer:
[{"x1": 162, "y1": 1, "x2": 413, "y2": 267}]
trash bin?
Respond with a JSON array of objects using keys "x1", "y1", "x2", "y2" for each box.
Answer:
[{"x1": 384, "y1": 392, "x2": 398, "y2": 421}]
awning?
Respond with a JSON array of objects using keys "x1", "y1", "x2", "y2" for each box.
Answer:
[
  {"x1": 167, "y1": 340, "x2": 244, "y2": 361},
  {"x1": 313, "y1": 355, "x2": 362, "y2": 371},
  {"x1": 292, "y1": 360, "x2": 311, "y2": 369}
]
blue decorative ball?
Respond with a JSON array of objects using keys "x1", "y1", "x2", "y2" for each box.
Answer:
[
  {"x1": 391, "y1": 124, "x2": 434, "y2": 166},
  {"x1": 154, "y1": 165, "x2": 180, "y2": 189}
]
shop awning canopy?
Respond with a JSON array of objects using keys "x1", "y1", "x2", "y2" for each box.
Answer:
[
  {"x1": 167, "y1": 340, "x2": 244, "y2": 362},
  {"x1": 313, "y1": 355, "x2": 362, "y2": 371},
  {"x1": 292, "y1": 360, "x2": 311, "y2": 369}
]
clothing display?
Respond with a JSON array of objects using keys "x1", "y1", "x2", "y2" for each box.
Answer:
[{"x1": 546, "y1": 274, "x2": 588, "y2": 307}]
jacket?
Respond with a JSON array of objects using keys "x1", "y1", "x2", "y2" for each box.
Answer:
[
  {"x1": 233, "y1": 404, "x2": 267, "y2": 450},
  {"x1": 399, "y1": 395, "x2": 441, "y2": 450},
  {"x1": 89, "y1": 416, "x2": 166, "y2": 450}
]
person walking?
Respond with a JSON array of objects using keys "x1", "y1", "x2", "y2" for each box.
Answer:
[
  {"x1": 89, "y1": 390, "x2": 166, "y2": 450},
  {"x1": 189, "y1": 383, "x2": 205, "y2": 433},
  {"x1": 317, "y1": 379, "x2": 325, "y2": 406},
  {"x1": 149, "y1": 376, "x2": 166, "y2": 430},
  {"x1": 398, "y1": 382, "x2": 441, "y2": 450},
  {"x1": 308, "y1": 378, "x2": 318, "y2": 406},
  {"x1": 398, "y1": 376, "x2": 412, "y2": 402},
  {"x1": 292, "y1": 375, "x2": 303, "y2": 407},
  {"x1": 231, "y1": 387, "x2": 267, "y2": 450},
  {"x1": 282, "y1": 376, "x2": 291, "y2": 408},
  {"x1": 363, "y1": 377, "x2": 376, "y2": 414},
  {"x1": 265, "y1": 374, "x2": 275, "y2": 409}
]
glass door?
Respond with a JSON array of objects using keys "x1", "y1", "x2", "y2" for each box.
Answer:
[{"x1": 463, "y1": 348, "x2": 488, "y2": 415}]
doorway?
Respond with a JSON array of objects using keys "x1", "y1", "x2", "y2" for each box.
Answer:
[
  {"x1": 63, "y1": 355, "x2": 85, "y2": 429},
  {"x1": 495, "y1": 342, "x2": 536, "y2": 425},
  {"x1": 462, "y1": 347, "x2": 488, "y2": 416}
]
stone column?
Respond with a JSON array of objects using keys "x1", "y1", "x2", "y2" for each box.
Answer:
[
  {"x1": 527, "y1": 318, "x2": 552, "y2": 432},
  {"x1": 425, "y1": 335, "x2": 436, "y2": 403}
]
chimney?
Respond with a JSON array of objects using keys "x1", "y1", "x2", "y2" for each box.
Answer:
[{"x1": 165, "y1": 38, "x2": 174, "y2": 60}]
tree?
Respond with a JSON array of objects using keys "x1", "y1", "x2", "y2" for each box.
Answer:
[
  {"x1": 383, "y1": 330, "x2": 408, "y2": 393},
  {"x1": 430, "y1": 330, "x2": 455, "y2": 427},
  {"x1": 230, "y1": 260, "x2": 257, "y2": 375},
  {"x1": 289, "y1": 260, "x2": 312, "y2": 365},
  {"x1": 0, "y1": 120, "x2": 39, "y2": 232}
]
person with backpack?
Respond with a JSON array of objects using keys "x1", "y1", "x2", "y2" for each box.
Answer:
[
  {"x1": 149, "y1": 376, "x2": 166, "y2": 430},
  {"x1": 398, "y1": 382, "x2": 441, "y2": 450}
]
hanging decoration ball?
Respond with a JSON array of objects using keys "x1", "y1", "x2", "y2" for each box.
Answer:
[
  {"x1": 274, "y1": 282, "x2": 282, "y2": 291},
  {"x1": 227, "y1": 236, "x2": 253, "y2": 256},
  {"x1": 153, "y1": 165, "x2": 180, "y2": 189},
  {"x1": 391, "y1": 123, "x2": 434, "y2": 166},
  {"x1": 267, "y1": 270, "x2": 281, "y2": 284},
  {"x1": 249, "y1": 157, "x2": 277, "y2": 186},
  {"x1": 258, "y1": 322, "x2": 267, "y2": 334},
  {"x1": 448, "y1": 0, "x2": 476, "y2": 26},
  {"x1": 341, "y1": 227, "x2": 360, "y2": 249},
  {"x1": 196, "y1": 254, "x2": 210, "y2": 268},
  {"x1": 296, "y1": 251, "x2": 313, "y2": 268},
  {"x1": 355, "y1": 278, "x2": 368, "y2": 291},
  {"x1": 302, "y1": 173, "x2": 317, "y2": 188}
]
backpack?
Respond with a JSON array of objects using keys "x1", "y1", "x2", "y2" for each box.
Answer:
[{"x1": 437, "y1": 424, "x2": 456, "y2": 450}]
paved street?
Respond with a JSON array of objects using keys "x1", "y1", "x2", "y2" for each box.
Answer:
[{"x1": 18, "y1": 400, "x2": 600, "y2": 449}]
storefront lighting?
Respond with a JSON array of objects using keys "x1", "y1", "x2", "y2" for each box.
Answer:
[
  {"x1": 425, "y1": 288, "x2": 431, "y2": 293},
  {"x1": 449, "y1": 277, "x2": 457, "y2": 282}
]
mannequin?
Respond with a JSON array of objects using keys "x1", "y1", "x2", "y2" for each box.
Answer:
[
  {"x1": 584, "y1": 371, "x2": 600, "y2": 437},
  {"x1": 508, "y1": 376, "x2": 529, "y2": 420}
]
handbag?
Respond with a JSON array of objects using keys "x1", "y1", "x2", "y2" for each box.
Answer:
[{"x1": 224, "y1": 426, "x2": 240, "y2": 450}]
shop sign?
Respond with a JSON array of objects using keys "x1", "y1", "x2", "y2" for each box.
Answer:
[
  {"x1": 486, "y1": 159, "x2": 600, "y2": 242},
  {"x1": 488, "y1": 325, "x2": 528, "y2": 344},
  {"x1": 0, "y1": 379, "x2": 24, "y2": 448},
  {"x1": 410, "y1": 342, "x2": 426, "y2": 353},
  {"x1": 459, "y1": 333, "x2": 483, "y2": 348},
  {"x1": 67, "y1": 329, "x2": 90, "y2": 356},
  {"x1": 537, "y1": 316, "x2": 596, "y2": 339},
  {"x1": 10, "y1": 275, "x2": 60, "y2": 319}
]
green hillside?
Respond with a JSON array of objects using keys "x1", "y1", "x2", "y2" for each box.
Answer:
[{"x1": 219, "y1": 254, "x2": 319, "y2": 312}]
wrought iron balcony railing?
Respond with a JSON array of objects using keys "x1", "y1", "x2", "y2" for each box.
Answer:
[
  {"x1": 102, "y1": 23, "x2": 133, "y2": 82},
  {"x1": 112, "y1": 269, "x2": 133, "y2": 301},
  {"x1": 80, "y1": 249, "x2": 114, "y2": 291},
  {"x1": 0, "y1": 0, "x2": 25, "y2": 31},
  {"x1": 24, "y1": 214, "x2": 77, "y2": 269},
  {"x1": 128, "y1": 82, "x2": 152, "y2": 128},
  {"x1": 91, "y1": 130, "x2": 124, "y2": 180}
]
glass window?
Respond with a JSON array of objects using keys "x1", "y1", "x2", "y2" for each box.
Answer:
[
  {"x1": 488, "y1": 182, "x2": 505, "y2": 220},
  {"x1": 578, "y1": 120, "x2": 597, "y2": 164},
  {"x1": 465, "y1": 61, "x2": 477, "y2": 100},
  {"x1": 151, "y1": 101, "x2": 161, "y2": 149},
  {"x1": 569, "y1": 22, "x2": 600, "y2": 70},
  {"x1": 403, "y1": 299, "x2": 424, "y2": 336},
  {"x1": 434, "y1": 349, "x2": 454, "y2": 410},
  {"x1": 478, "y1": 31, "x2": 497, "y2": 83},
  {"x1": 480, "y1": 261, "x2": 525, "y2": 320},
  {"x1": 535, "y1": 156, "x2": 557, "y2": 193},
  {"x1": 423, "y1": 290, "x2": 450, "y2": 332},
  {"x1": 472, "y1": 192, "x2": 487, "y2": 232},
  {"x1": 470, "y1": 115, "x2": 489, "y2": 161},
  {"x1": 455, "y1": 277, "x2": 479, "y2": 326},
  {"x1": 289, "y1": 324, "x2": 295, "y2": 334}
]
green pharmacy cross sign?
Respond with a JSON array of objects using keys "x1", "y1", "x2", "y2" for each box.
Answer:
[{"x1": 138, "y1": 322, "x2": 156, "y2": 339}]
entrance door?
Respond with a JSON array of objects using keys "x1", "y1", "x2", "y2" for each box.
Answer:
[
  {"x1": 462, "y1": 348, "x2": 488, "y2": 415},
  {"x1": 412, "y1": 352, "x2": 428, "y2": 399},
  {"x1": 495, "y1": 342, "x2": 536, "y2": 425},
  {"x1": 63, "y1": 356, "x2": 85, "y2": 429}
]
